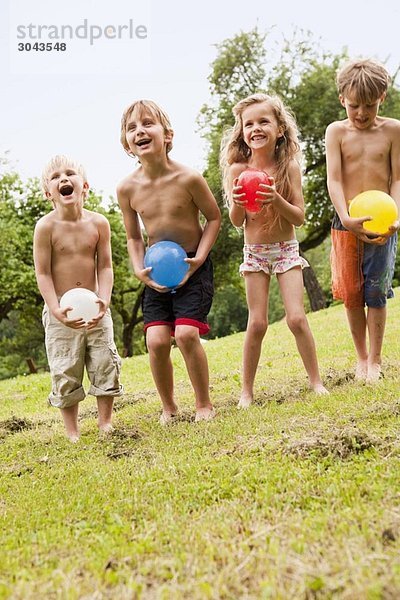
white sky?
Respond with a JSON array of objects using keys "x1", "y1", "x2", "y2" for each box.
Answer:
[{"x1": 1, "y1": 0, "x2": 399, "y2": 201}]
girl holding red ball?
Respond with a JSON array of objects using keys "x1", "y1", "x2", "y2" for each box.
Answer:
[{"x1": 220, "y1": 93, "x2": 328, "y2": 407}]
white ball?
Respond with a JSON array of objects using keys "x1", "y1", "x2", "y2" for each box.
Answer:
[{"x1": 59, "y1": 288, "x2": 99, "y2": 322}]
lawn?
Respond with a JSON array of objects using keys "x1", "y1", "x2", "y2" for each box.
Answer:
[{"x1": 0, "y1": 294, "x2": 400, "y2": 599}]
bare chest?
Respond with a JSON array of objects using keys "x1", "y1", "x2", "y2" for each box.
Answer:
[
  {"x1": 341, "y1": 131, "x2": 390, "y2": 169},
  {"x1": 132, "y1": 184, "x2": 195, "y2": 223},
  {"x1": 51, "y1": 222, "x2": 99, "y2": 256}
]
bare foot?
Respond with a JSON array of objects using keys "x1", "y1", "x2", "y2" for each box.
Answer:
[
  {"x1": 67, "y1": 432, "x2": 80, "y2": 443},
  {"x1": 237, "y1": 393, "x2": 253, "y2": 409},
  {"x1": 195, "y1": 407, "x2": 216, "y2": 422},
  {"x1": 355, "y1": 361, "x2": 368, "y2": 381},
  {"x1": 366, "y1": 363, "x2": 382, "y2": 384},
  {"x1": 99, "y1": 423, "x2": 114, "y2": 435},
  {"x1": 310, "y1": 383, "x2": 329, "y2": 395},
  {"x1": 159, "y1": 411, "x2": 179, "y2": 426}
]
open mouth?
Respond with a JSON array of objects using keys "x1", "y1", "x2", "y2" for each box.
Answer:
[
  {"x1": 60, "y1": 184, "x2": 74, "y2": 196},
  {"x1": 136, "y1": 139, "x2": 151, "y2": 147}
]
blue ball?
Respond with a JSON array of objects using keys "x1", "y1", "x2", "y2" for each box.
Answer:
[{"x1": 144, "y1": 241, "x2": 189, "y2": 288}]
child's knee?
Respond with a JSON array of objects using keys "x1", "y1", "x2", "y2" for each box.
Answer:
[
  {"x1": 286, "y1": 313, "x2": 307, "y2": 334},
  {"x1": 147, "y1": 333, "x2": 171, "y2": 355},
  {"x1": 174, "y1": 327, "x2": 199, "y2": 350},
  {"x1": 248, "y1": 317, "x2": 268, "y2": 337}
]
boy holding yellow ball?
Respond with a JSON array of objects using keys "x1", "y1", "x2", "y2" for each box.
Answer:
[{"x1": 325, "y1": 58, "x2": 400, "y2": 383}]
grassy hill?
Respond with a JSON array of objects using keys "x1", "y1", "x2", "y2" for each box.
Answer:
[{"x1": 1, "y1": 294, "x2": 400, "y2": 599}]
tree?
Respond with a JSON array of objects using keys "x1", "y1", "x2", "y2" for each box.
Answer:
[
  {"x1": 73, "y1": 196, "x2": 145, "y2": 358},
  {"x1": 199, "y1": 29, "x2": 268, "y2": 288},
  {"x1": 199, "y1": 28, "x2": 400, "y2": 318},
  {"x1": 104, "y1": 202, "x2": 145, "y2": 357},
  {"x1": 0, "y1": 173, "x2": 47, "y2": 321}
]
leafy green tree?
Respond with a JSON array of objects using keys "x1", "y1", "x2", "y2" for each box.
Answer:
[
  {"x1": 0, "y1": 172, "x2": 51, "y2": 376},
  {"x1": 104, "y1": 201, "x2": 145, "y2": 357},
  {"x1": 199, "y1": 29, "x2": 267, "y2": 288},
  {"x1": 268, "y1": 36, "x2": 400, "y2": 249},
  {"x1": 0, "y1": 173, "x2": 47, "y2": 321},
  {"x1": 63, "y1": 194, "x2": 145, "y2": 358},
  {"x1": 199, "y1": 28, "x2": 400, "y2": 320}
]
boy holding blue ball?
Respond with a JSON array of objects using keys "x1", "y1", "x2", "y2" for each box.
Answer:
[{"x1": 117, "y1": 100, "x2": 221, "y2": 423}]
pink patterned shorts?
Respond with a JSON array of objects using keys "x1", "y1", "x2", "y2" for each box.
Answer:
[{"x1": 240, "y1": 240, "x2": 309, "y2": 276}]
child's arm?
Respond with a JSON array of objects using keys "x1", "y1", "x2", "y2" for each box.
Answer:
[
  {"x1": 180, "y1": 172, "x2": 221, "y2": 281},
  {"x1": 33, "y1": 218, "x2": 85, "y2": 328},
  {"x1": 117, "y1": 181, "x2": 166, "y2": 291},
  {"x1": 388, "y1": 120, "x2": 400, "y2": 234},
  {"x1": 227, "y1": 163, "x2": 247, "y2": 227},
  {"x1": 325, "y1": 123, "x2": 375, "y2": 242},
  {"x1": 257, "y1": 161, "x2": 304, "y2": 226}
]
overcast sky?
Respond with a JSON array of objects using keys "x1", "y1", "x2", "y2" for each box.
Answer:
[{"x1": 1, "y1": 0, "x2": 399, "y2": 201}]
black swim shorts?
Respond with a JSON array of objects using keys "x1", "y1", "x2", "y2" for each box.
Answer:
[{"x1": 142, "y1": 254, "x2": 214, "y2": 335}]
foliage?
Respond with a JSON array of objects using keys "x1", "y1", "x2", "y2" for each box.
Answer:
[
  {"x1": 199, "y1": 28, "x2": 400, "y2": 331},
  {"x1": 1, "y1": 294, "x2": 400, "y2": 598},
  {"x1": 85, "y1": 197, "x2": 146, "y2": 358},
  {"x1": 0, "y1": 173, "x2": 46, "y2": 319},
  {"x1": 268, "y1": 36, "x2": 400, "y2": 250},
  {"x1": 199, "y1": 29, "x2": 268, "y2": 288},
  {"x1": 208, "y1": 283, "x2": 248, "y2": 338}
]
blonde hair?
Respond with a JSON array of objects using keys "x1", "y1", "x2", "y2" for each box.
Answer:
[
  {"x1": 120, "y1": 99, "x2": 174, "y2": 156},
  {"x1": 337, "y1": 58, "x2": 390, "y2": 104},
  {"x1": 220, "y1": 93, "x2": 301, "y2": 206},
  {"x1": 41, "y1": 155, "x2": 87, "y2": 197}
]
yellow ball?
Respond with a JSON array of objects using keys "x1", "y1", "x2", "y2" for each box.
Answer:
[{"x1": 349, "y1": 190, "x2": 398, "y2": 235}]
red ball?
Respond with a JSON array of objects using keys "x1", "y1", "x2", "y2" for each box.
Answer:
[{"x1": 237, "y1": 168, "x2": 272, "y2": 213}]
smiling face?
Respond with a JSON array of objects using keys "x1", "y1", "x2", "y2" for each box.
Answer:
[
  {"x1": 45, "y1": 166, "x2": 88, "y2": 206},
  {"x1": 241, "y1": 101, "x2": 282, "y2": 152},
  {"x1": 124, "y1": 105, "x2": 173, "y2": 159},
  {"x1": 340, "y1": 92, "x2": 384, "y2": 130}
]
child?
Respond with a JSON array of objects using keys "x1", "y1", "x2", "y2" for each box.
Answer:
[
  {"x1": 117, "y1": 100, "x2": 221, "y2": 424},
  {"x1": 33, "y1": 155, "x2": 123, "y2": 442},
  {"x1": 220, "y1": 93, "x2": 328, "y2": 407},
  {"x1": 325, "y1": 59, "x2": 400, "y2": 382}
]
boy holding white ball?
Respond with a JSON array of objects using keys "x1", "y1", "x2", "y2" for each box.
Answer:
[
  {"x1": 33, "y1": 155, "x2": 123, "y2": 442},
  {"x1": 325, "y1": 58, "x2": 400, "y2": 383}
]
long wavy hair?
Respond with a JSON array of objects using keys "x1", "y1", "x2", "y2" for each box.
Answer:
[{"x1": 220, "y1": 93, "x2": 301, "y2": 213}]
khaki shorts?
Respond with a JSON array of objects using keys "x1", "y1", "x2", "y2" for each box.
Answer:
[{"x1": 43, "y1": 306, "x2": 123, "y2": 409}]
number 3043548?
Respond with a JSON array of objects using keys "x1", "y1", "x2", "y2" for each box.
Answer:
[{"x1": 18, "y1": 42, "x2": 67, "y2": 51}]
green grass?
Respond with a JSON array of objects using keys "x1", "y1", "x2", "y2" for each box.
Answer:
[{"x1": 1, "y1": 293, "x2": 400, "y2": 599}]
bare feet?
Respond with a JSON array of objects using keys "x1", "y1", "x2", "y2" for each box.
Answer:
[
  {"x1": 195, "y1": 407, "x2": 216, "y2": 422},
  {"x1": 366, "y1": 363, "x2": 382, "y2": 384},
  {"x1": 159, "y1": 411, "x2": 179, "y2": 426},
  {"x1": 355, "y1": 361, "x2": 368, "y2": 381},
  {"x1": 310, "y1": 383, "x2": 329, "y2": 395},
  {"x1": 99, "y1": 423, "x2": 114, "y2": 435},
  {"x1": 67, "y1": 432, "x2": 80, "y2": 443},
  {"x1": 237, "y1": 392, "x2": 253, "y2": 409}
]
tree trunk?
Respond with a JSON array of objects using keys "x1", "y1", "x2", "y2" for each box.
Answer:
[
  {"x1": 300, "y1": 250, "x2": 327, "y2": 311},
  {"x1": 26, "y1": 358, "x2": 38, "y2": 374},
  {"x1": 122, "y1": 287, "x2": 145, "y2": 357}
]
